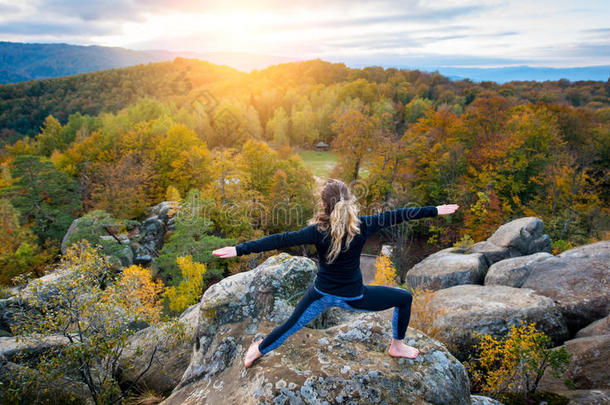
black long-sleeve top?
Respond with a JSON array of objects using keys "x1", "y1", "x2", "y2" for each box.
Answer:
[{"x1": 235, "y1": 206, "x2": 438, "y2": 298}]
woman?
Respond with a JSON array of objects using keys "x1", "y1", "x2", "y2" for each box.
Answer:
[{"x1": 213, "y1": 179, "x2": 459, "y2": 368}]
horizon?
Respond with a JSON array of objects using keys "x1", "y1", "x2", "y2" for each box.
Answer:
[{"x1": 1, "y1": 1, "x2": 609, "y2": 71}]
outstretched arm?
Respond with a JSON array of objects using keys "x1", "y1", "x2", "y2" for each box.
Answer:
[
  {"x1": 361, "y1": 204, "x2": 459, "y2": 236},
  {"x1": 212, "y1": 224, "x2": 319, "y2": 258}
]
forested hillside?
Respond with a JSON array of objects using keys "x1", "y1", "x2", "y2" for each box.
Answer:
[
  {"x1": 0, "y1": 41, "x2": 174, "y2": 84},
  {"x1": 0, "y1": 58, "x2": 608, "y2": 296}
]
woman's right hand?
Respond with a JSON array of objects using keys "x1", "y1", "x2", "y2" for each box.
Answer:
[
  {"x1": 212, "y1": 246, "x2": 237, "y2": 258},
  {"x1": 436, "y1": 204, "x2": 459, "y2": 215}
]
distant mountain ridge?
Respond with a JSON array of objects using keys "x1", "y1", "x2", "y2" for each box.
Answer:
[
  {"x1": 1, "y1": 41, "x2": 609, "y2": 85},
  {"x1": 433, "y1": 65, "x2": 610, "y2": 84},
  {"x1": 0, "y1": 41, "x2": 298, "y2": 84}
]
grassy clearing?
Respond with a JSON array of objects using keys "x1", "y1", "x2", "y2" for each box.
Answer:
[
  {"x1": 297, "y1": 149, "x2": 338, "y2": 178},
  {"x1": 296, "y1": 148, "x2": 371, "y2": 180}
]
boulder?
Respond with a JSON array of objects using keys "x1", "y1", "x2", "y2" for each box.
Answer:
[
  {"x1": 539, "y1": 335, "x2": 610, "y2": 392},
  {"x1": 486, "y1": 217, "x2": 551, "y2": 256},
  {"x1": 161, "y1": 253, "x2": 472, "y2": 405},
  {"x1": 0, "y1": 296, "x2": 24, "y2": 335},
  {"x1": 119, "y1": 302, "x2": 200, "y2": 395},
  {"x1": 560, "y1": 390, "x2": 610, "y2": 405},
  {"x1": 467, "y1": 241, "x2": 511, "y2": 266},
  {"x1": 521, "y1": 246, "x2": 610, "y2": 334},
  {"x1": 575, "y1": 315, "x2": 609, "y2": 338},
  {"x1": 558, "y1": 241, "x2": 609, "y2": 259},
  {"x1": 181, "y1": 253, "x2": 319, "y2": 386},
  {"x1": 484, "y1": 252, "x2": 553, "y2": 287},
  {"x1": 470, "y1": 395, "x2": 503, "y2": 405},
  {"x1": 161, "y1": 314, "x2": 471, "y2": 405},
  {"x1": 406, "y1": 248, "x2": 488, "y2": 291},
  {"x1": 60, "y1": 210, "x2": 136, "y2": 265},
  {"x1": 0, "y1": 335, "x2": 70, "y2": 363},
  {"x1": 149, "y1": 201, "x2": 179, "y2": 232},
  {"x1": 0, "y1": 353, "x2": 92, "y2": 405},
  {"x1": 61, "y1": 217, "x2": 82, "y2": 254},
  {"x1": 425, "y1": 285, "x2": 568, "y2": 360}
]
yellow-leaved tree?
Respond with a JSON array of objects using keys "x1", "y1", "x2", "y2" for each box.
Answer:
[
  {"x1": 371, "y1": 255, "x2": 398, "y2": 286},
  {"x1": 467, "y1": 322, "x2": 571, "y2": 402},
  {"x1": 5, "y1": 241, "x2": 185, "y2": 405},
  {"x1": 164, "y1": 255, "x2": 207, "y2": 313}
]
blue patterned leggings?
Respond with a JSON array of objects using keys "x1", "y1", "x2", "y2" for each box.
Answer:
[{"x1": 258, "y1": 284, "x2": 413, "y2": 355}]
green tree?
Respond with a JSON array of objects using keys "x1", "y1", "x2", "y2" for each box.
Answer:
[
  {"x1": 0, "y1": 155, "x2": 82, "y2": 244},
  {"x1": 156, "y1": 189, "x2": 232, "y2": 286}
]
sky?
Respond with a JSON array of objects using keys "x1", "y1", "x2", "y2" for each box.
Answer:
[{"x1": 1, "y1": 0, "x2": 609, "y2": 68}]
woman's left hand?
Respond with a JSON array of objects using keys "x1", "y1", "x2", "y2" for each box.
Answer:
[
  {"x1": 436, "y1": 204, "x2": 459, "y2": 215},
  {"x1": 212, "y1": 246, "x2": 237, "y2": 258}
]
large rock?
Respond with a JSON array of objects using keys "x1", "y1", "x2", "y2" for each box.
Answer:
[
  {"x1": 406, "y1": 248, "x2": 488, "y2": 291},
  {"x1": 60, "y1": 210, "x2": 135, "y2": 267},
  {"x1": 486, "y1": 217, "x2": 551, "y2": 256},
  {"x1": 466, "y1": 241, "x2": 512, "y2": 266},
  {"x1": 560, "y1": 390, "x2": 610, "y2": 405},
  {"x1": 119, "y1": 302, "x2": 200, "y2": 395},
  {"x1": 180, "y1": 253, "x2": 321, "y2": 386},
  {"x1": 465, "y1": 217, "x2": 551, "y2": 267},
  {"x1": 521, "y1": 243, "x2": 610, "y2": 334},
  {"x1": 0, "y1": 335, "x2": 70, "y2": 363},
  {"x1": 0, "y1": 353, "x2": 92, "y2": 405},
  {"x1": 161, "y1": 314, "x2": 471, "y2": 405},
  {"x1": 0, "y1": 296, "x2": 24, "y2": 335},
  {"x1": 484, "y1": 252, "x2": 553, "y2": 287},
  {"x1": 558, "y1": 240, "x2": 609, "y2": 259},
  {"x1": 470, "y1": 395, "x2": 503, "y2": 405},
  {"x1": 161, "y1": 253, "x2": 472, "y2": 404},
  {"x1": 539, "y1": 335, "x2": 610, "y2": 391},
  {"x1": 426, "y1": 285, "x2": 568, "y2": 360},
  {"x1": 575, "y1": 315, "x2": 609, "y2": 338}
]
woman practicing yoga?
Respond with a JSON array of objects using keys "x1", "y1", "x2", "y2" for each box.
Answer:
[{"x1": 212, "y1": 178, "x2": 459, "y2": 368}]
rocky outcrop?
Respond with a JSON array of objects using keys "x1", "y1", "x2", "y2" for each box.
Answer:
[
  {"x1": 60, "y1": 202, "x2": 179, "y2": 269},
  {"x1": 557, "y1": 240, "x2": 609, "y2": 259},
  {"x1": 0, "y1": 353, "x2": 92, "y2": 405},
  {"x1": 559, "y1": 390, "x2": 610, "y2": 405},
  {"x1": 470, "y1": 395, "x2": 503, "y2": 405},
  {"x1": 160, "y1": 253, "x2": 472, "y2": 405},
  {"x1": 0, "y1": 335, "x2": 70, "y2": 363},
  {"x1": 468, "y1": 217, "x2": 551, "y2": 266},
  {"x1": 406, "y1": 248, "x2": 487, "y2": 291},
  {"x1": 486, "y1": 217, "x2": 551, "y2": 256},
  {"x1": 539, "y1": 335, "x2": 610, "y2": 392},
  {"x1": 424, "y1": 285, "x2": 568, "y2": 360},
  {"x1": 484, "y1": 252, "x2": 552, "y2": 287},
  {"x1": 119, "y1": 302, "x2": 200, "y2": 395},
  {"x1": 0, "y1": 296, "x2": 23, "y2": 336},
  {"x1": 521, "y1": 242, "x2": 610, "y2": 334},
  {"x1": 575, "y1": 315, "x2": 609, "y2": 338},
  {"x1": 405, "y1": 217, "x2": 554, "y2": 291},
  {"x1": 162, "y1": 314, "x2": 471, "y2": 405}
]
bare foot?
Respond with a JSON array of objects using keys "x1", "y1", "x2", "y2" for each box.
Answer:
[
  {"x1": 388, "y1": 340, "x2": 419, "y2": 359},
  {"x1": 244, "y1": 338, "x2": 263, "y2": 367}
]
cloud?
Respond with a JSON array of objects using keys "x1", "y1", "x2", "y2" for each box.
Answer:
[{"x1": 0, "y1": 20, "x2": 115, "y2": 36}]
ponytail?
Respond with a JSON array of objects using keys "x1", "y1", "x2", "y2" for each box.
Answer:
[{"x1": 308, "y1": 179, "x2": 361, "y2": 264}]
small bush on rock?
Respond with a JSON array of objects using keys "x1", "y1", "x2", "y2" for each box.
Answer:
[{"x1": 466, "y1": 322, "x2": 571, "y2": 403}]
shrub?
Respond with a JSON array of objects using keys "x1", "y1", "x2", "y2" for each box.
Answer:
[
  {"x1": 371, "y1": 255, "x2": 398, "y2": 286},
  {"x1": 466, "y1": 322, "x2": 571, "y2": 402},
  {"x1": 405, "y1": 286, "x2": 451, "y2": 346},
  {"x1": 551, "y1": 239, "x2": 574, "y2": 255},
  {"x1": 7, "y1": 241, "x2": 185, "y2": 405}
]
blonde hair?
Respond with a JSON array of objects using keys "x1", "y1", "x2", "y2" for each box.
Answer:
[{"x1": 307, "y1": 179, "x2": 361, "y2": 263}]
